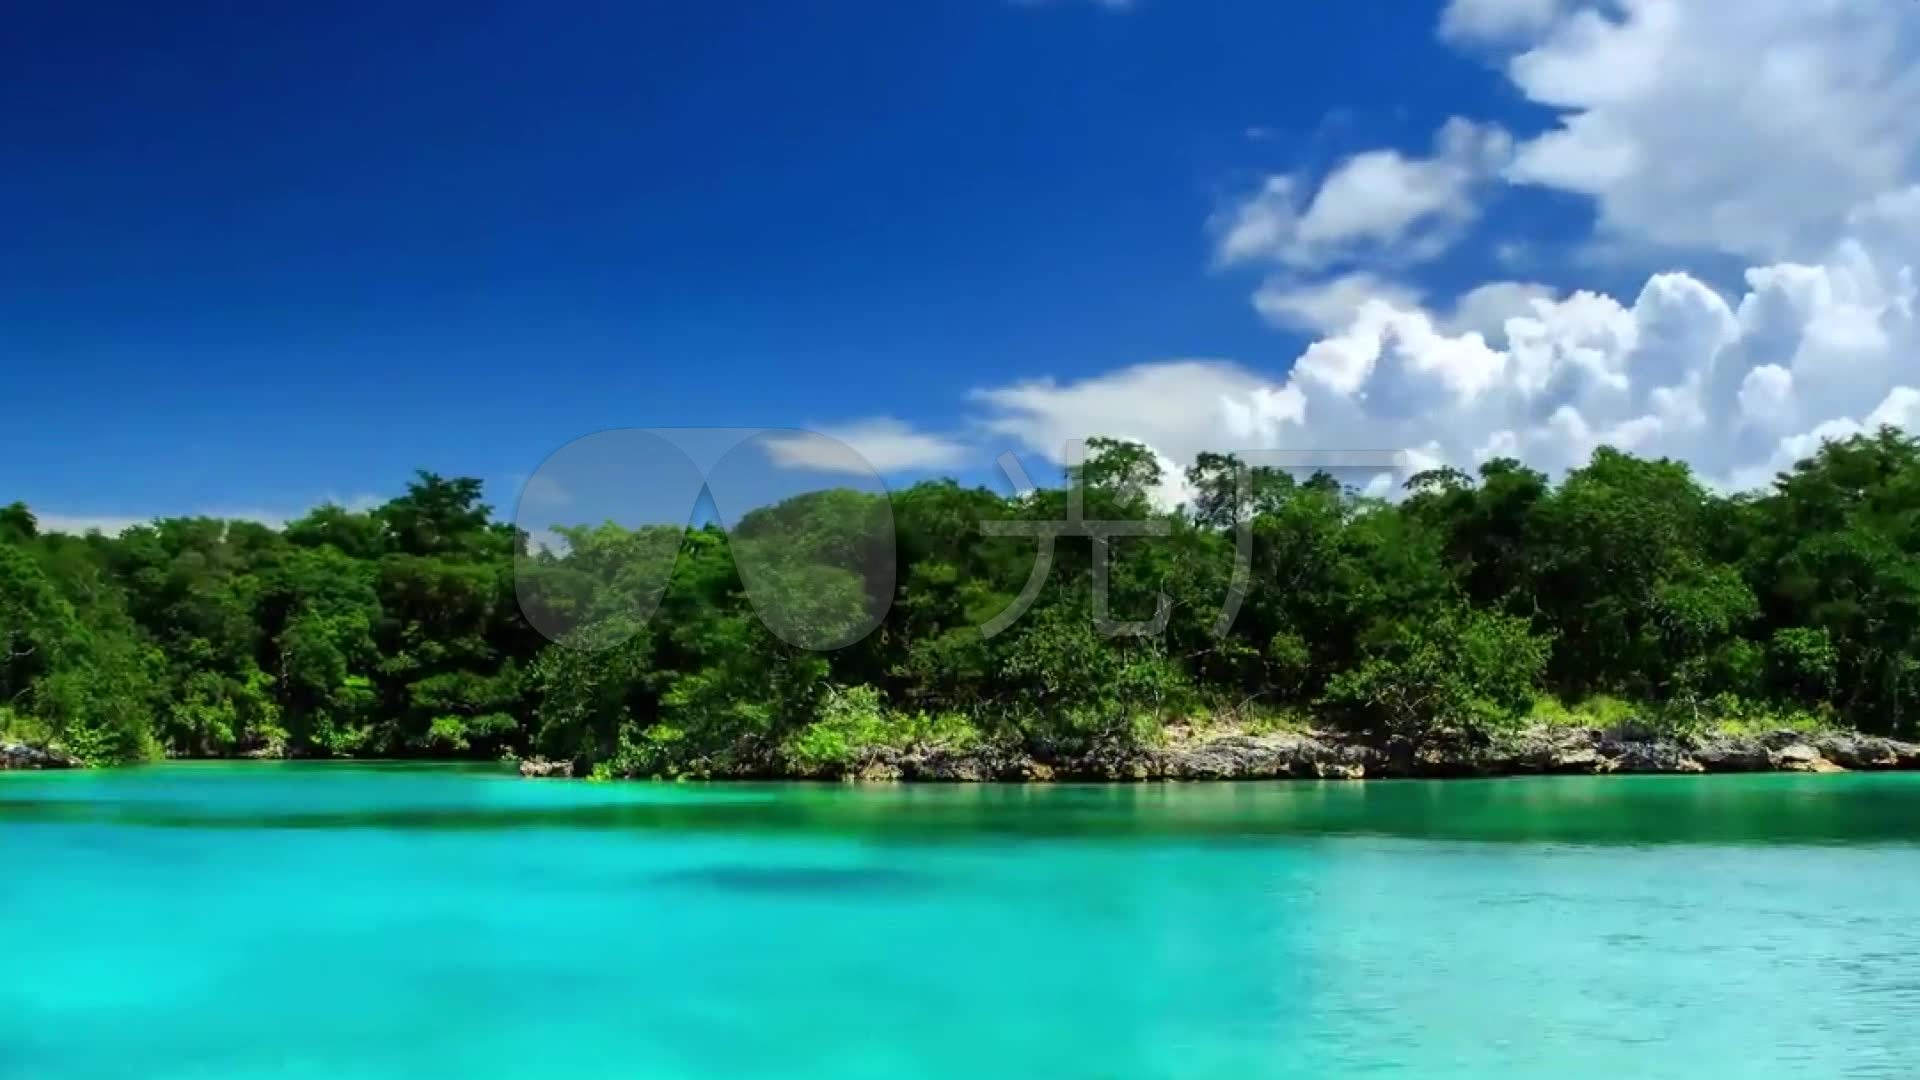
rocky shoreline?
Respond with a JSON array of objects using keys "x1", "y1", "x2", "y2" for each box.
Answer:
[
  {"x1": 15, "y1": 727, "x2": 1916, "y2": 781},
  {"x1": 519, "y1": 725, "x2": 1920, "y2": 782},
  {"x1": 0, "y1": 740, "x2": 80, "y2": 771}
]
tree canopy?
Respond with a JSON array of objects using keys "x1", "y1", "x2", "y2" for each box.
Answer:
[{"x1": 7, "y1": 430, "x2": 1920, "y2": 771}]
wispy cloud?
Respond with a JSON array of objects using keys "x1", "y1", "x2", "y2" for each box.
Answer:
[
  {"x1": 761, "y1": 418, "x2": 972, "y2": 475},
  {"x1": 33, "y1": 493, "x2": 387, "y2": 535}
]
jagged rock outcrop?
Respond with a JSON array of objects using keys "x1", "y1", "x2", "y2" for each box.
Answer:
[
  {"x1": 546, "y1": 725, "x2": 1920, "y2": 782},
  {"x1": 517, "y1": 757, "x2": 574, "y2": 779},
  {"x1": 1146, "y1": 732, "x2": 1378, "y2": 780},
  {"x1": 1814, "y1": 732, "x2": 1920, "y2": 770},
  {"x1": 1769, "y1": 743, "x2": 1841, "y2": 772},
  {"x1": 0, "y1": 741, "x2": 79, "y2": 770},
  {"x1": 1690, "y1": 739, "x2": 1773, "y2": 772},
  {"x1": 1595, "y1": 738, "x2": 1702, "y2": 774},
  {"x1": 1489, "y1": 726, "x2": 1611, "y2": 774}
]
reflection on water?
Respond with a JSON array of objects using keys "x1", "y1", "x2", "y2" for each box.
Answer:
[{"x1": 4, "y1": 764, "x2": 1920, "y2": 845}]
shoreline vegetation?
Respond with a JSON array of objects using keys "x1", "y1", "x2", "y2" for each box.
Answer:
[{"x1": 7, "y1": 430, "x2": 1920, "y2": 780}]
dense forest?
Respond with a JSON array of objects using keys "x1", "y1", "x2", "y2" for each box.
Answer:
[{"x1": 5, "y1": 429, "x2": 1920, "y2": 773}]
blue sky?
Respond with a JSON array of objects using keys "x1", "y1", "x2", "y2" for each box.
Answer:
[{"x1": 6, "y1": 0, "x2": 1920, "y2": 530}]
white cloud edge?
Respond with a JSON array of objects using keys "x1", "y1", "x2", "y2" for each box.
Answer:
[
  {"x1": 32, "y1": 494, "x2": 386, "y2": 536},
  {"x1": 761, "y1": 418, "x2": 973, "y2": 475},
  {"x1": 1213, "y1": 117, "x2": 1513, "y2": 272}
]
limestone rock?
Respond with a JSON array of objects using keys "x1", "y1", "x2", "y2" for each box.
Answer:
[
  {"x1": 1602, "y1": 740, "x2": 1704, "y2": 774},
  {"x1": 1691, "y1": 738, "x2": 1772, "y2": 772},
  {"x1": 0, "y1": 740, "x2": 79, "y2": 770},
  {"x1": 1814, "y1": 733, "x2": 1920, "y2": 770},
  {"x1": 1768, "y1": 743, "x2": 1839, "y2": 773}
]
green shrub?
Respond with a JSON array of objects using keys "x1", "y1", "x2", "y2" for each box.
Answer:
[
  {"x1": 782, "y1": 685, "x2": 984, "y2": 773},
  {"x1": 1530, "y1": 694, "x2": 1639, "y2": 731},
  {"x1": 1322, "y1": 607, "x2": 1550, "y2": 742},
  {"x1": 1692, "y1": 694, "x2": 1835, "y2": 738},
  {"x1": 785, "y1": 685, "x2": 889, "y2": 772}
]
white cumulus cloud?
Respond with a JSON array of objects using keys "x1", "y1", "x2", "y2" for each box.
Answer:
[
  {"x1": 1253, "y1": 272, "x2": 1426, "y2": 334},
  {"x1": 1492, "y1": 0, "x2": 1920, "y2": 261},
  {"x1": 811, "y1": 0, "x2": 1920, "y2": 509},
  {"x1": 1215, "y1": 118, "x2": 1512, "y2": 270},
  {"x1": 969, "y1": 227, "x2": 1920, "y2": 501},
  {"x1": 1445, "y1": 281, "x2": 1559, "y2": 345}
]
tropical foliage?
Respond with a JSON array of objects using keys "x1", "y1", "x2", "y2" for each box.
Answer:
[{"x1": 6, "y1": 429, "x2": 1920, "y2": 769}]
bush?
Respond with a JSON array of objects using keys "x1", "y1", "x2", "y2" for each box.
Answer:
[
  {"x1": 783, "y1": 685, "x2": 982, "y2": 773},
  {"x1": 1321, "y1": 607, "x2": 1550, "y2": 743},
  {"x1": 1530, "y1": 694, "x2": 1639, "y2": 731},
  {"x1": 1688, "y1": 693, "x2": 1835, "y2": 738},
  {"x1": 784, "y1": 685, "x2": 889, "y2": 772},
  {"x1": 997, "y1": 604, "x2": 1193, "y2": 750},
  {"x1": 0, "y1": 705, "x2": 53, "y2": 746}
]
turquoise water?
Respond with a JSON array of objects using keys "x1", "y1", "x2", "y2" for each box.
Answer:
[{"x1": 4, "y1": 766, "x2": 1919, "y2": 1078}]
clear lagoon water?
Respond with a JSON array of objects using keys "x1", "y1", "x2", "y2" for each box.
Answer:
[{"x1": 3, "y1": 765, "x2": 1919, "y2": 1078}]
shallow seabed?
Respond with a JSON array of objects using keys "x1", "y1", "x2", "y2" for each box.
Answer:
[{"x1": 4, "y1": 764, "x2": 1918, "y2": 1078}]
